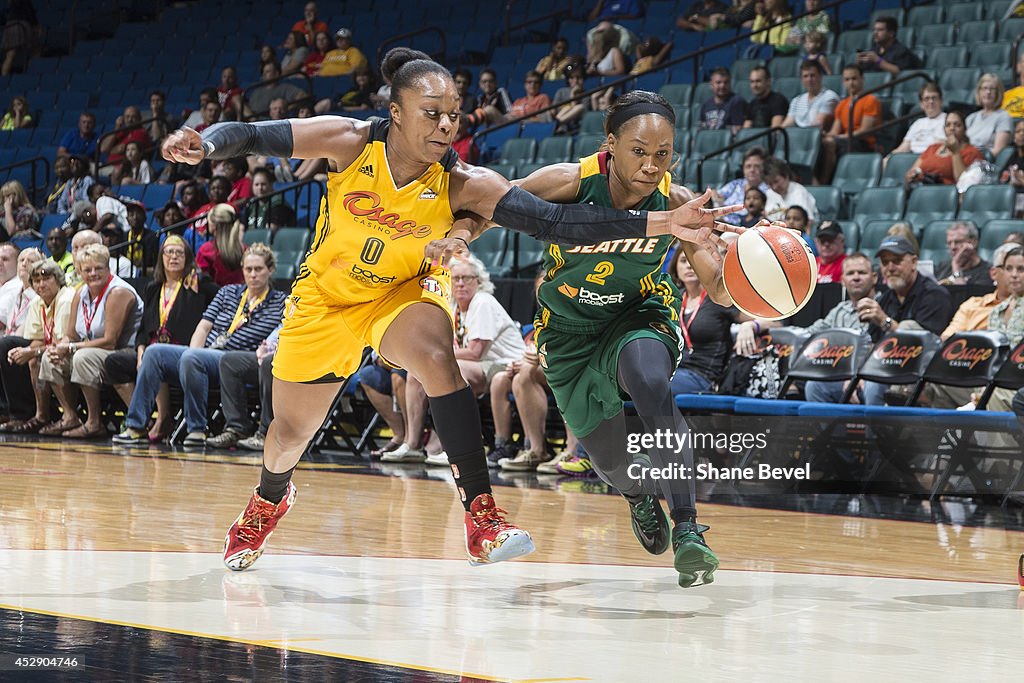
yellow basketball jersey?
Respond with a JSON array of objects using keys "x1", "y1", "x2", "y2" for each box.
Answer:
[{"x1": 298, "y1": 118, "x2": 458, "y2": 305}]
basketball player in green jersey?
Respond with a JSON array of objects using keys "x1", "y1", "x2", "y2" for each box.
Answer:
[{"x1": 433, "y1": 91, "x2": 733, "y2": 587}]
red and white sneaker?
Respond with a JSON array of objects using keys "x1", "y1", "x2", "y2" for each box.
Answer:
[
  {"x1": 223, "y1": 483, "x2": 296, "y2": 571},
  {"x1": 464, "y1": 493, "x2": 535, "y2": 566}
]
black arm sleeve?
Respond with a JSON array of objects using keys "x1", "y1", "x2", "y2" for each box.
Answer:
[
  {"x1": 491, "y1": 186, "x2": 651, "y2": 246},
  {"x1": 200, "y1": 121, "x2": 294, "y2": 160}
]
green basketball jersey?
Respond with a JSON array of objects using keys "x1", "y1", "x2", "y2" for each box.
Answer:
[{"x1": 536, "y1": 151, "x2": 679, "y2": 334}]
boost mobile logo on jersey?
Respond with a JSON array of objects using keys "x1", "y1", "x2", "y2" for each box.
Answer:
[
  {"x1": 350, "y1": 265, "x2": 396, "y2": 286},
  {"x1": 558, "y1": 282, "x2": 624, "y2": 306},
  {"x1": 342, "y1": 191, "x2": 433, "y2": 239}
]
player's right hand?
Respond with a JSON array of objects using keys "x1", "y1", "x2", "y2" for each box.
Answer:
[{"x1": 162, "y1": 127, "x2": 206, "y2": 165}]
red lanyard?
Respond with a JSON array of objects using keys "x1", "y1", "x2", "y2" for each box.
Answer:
[
  {"x1": 679, "y1": 290, "x2": 706, "y2": 351},
  {"x1": 8, "y1": 288, "x2": 30, "y2": 331},
  {"x1": 41, "y1": 303, "x2": 54, "y2": 345},
  {"x1": 82, "y1": 275, "x2": 113, "y2": 339}
]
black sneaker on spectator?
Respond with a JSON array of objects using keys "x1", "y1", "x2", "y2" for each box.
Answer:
[
  {"x1": 487, "y1": 442, "x2": 515, "y2": 468},
  {"x1": 207, "y1": 430, "x2": 242, "y2": 449},
  {"x1": 238, "y1": 433, "x2": 265, "y2": 451}
]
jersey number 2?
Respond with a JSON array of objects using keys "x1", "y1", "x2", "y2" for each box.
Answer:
[{"x1": 585, "y1": 261, "x2": 614, "y2": 286}]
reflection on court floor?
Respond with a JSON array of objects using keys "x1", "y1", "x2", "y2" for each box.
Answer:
[{"x1": 1, "y1": 549, "x2": 1021, "y2": 681}]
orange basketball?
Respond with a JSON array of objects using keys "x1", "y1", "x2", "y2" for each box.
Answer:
[{"x1": 722, "y1": 226, "x2": 817, "y2": 320}]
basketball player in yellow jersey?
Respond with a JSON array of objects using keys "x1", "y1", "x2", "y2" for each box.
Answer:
[{"x1": 162, "y1": 47, "x2": 743, "y2": 573}]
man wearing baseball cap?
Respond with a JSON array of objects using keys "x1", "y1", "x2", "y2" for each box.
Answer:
[
  {"x1": 318, "y1": 28, "x2": 368, "y2": 77},
  {"x1": 814, "y1": 220, "x2": 846, "y2": 283}
]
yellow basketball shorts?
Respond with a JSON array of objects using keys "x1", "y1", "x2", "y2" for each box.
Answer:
[{"x1": 273, "y1": 271, "x2": 453, "y2": 383}]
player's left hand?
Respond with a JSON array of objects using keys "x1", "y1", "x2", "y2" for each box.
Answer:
[
  {"x1": 668, "y1": 189, "x2": 744, "y2": 250},
  {"x1": 424, "y1": 236, "x2": 469, "y2": 269}
]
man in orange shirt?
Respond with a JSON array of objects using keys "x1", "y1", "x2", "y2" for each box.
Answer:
[
  {"x1": 819, "y1": 64, "x2": 881, "y2": 182},
  {"x1": 290, "y1": 2, "x2": 328, "y2": 47}
]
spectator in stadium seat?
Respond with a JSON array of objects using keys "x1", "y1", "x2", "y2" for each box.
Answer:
[
  {"x1": 798, "y1": 30, "x2": 831, "y2": 76},
  {"x1": 317, "y1": 28, "x2": 368, "y2": 78},
  {"x1": 145, "y1": 90, "x2": 176, "y2": 145},
  {"x1": 787, "y1": 0, "x2": 831, "y2": 47},
  {"x1": 86, "y1": 183, "x2": 129, "y2": 234},
  {"x1": 738, "y1": 187, "x2": 767, "y2": 228},
  {"x1": 0, "y1": 244, "x2": 15, "y2": 287},
  {"x1": 0, "y1": 260, "x2": 74, "y2": 434},
  {"x1": 247, "y1": 168, "x2": 291, "y2": 235},
  {"x1": 857, "y1": 16, "x2": 921, "y2": 76},
  {"x1": 743, "y1": 66, "x2": 789, "y2": 128},
  {"x1": 966, "y1": 74, "x2": 1013, "y2": 158},
  {"x1": 116, "y1": 244, "x2": 284, "y2": 446},
  {"x1": 785, "y1": 204, "x2": 815, "y2": 251},
  {"x1": 536, "y1": 38, "x2": 572, "y2": 81},
  {"x1": 713, "y1": 147, "x2": 771, "y2": 224},
  {"x1": 798, "y1": 252, "x2": 877, "y2": 404},
  {"x1": 588, "y1": 0, "x2": 644, "y2": 22},
  {"x1": 178, "y1": 181, "x2": 208, "y2": 219},
  {"x1": 180, "y1": 88, "x2": 219, "y2": 130},
  {"x1": 280, "y1": 31, "x2": 308, "y2": 77},
  {"x1": 257, "y1": 45, "x2": 277, "y2": 80},
  {"x1": 0, "y1": 246, "x2": 40, "y2": 337},
  {"x1": 46, "y1": 229, "x2": 73, "y2": 278},
  {"x1": 668, "y1": 245, "x2": 747, "y2": 395},
  {"x1": 44, "y1": 155, "x2": 71, "y2": 214},
  {"x1": 217, "y1": 67, "x2": 244, "y2": 121},
  {"x1": 247, "y1": 61, "x2": 308, "y2": 119},
  {"x1": 39, "y1": 243, "x2": 143, "y2": 438},
  {"x1": 301, "y1": 30, "x2": 332, "y2": 77},
  {"x1": 1, "y1": 94, "x2": 31, "y2": 129},
  {"x1": 290, "y1": 1, "x2": 328, "y2": 47},
  {"x1": 315, "y1": 67, "x2": 377, "y2": 113},
  {"x1": 1001, "y1": 53, "x2": 1024, "y2": 118},
  {"x1": 551, "y1": 61, "x2": 590, "y2": 136},
  {"x1": 885, "y1": 221, "x2": 918, "y2": 254},
  {"x1": 453, "y1": 68, "x2": 475, "y2": 114},
  {"x1": 891, "y1": 82, "x2": 945, "y2": 155},
  {"x1": 193, "y1": 99, "x2": 222, "y2": 133},
  {"x1": 356, "y1": 355, "x2": 408, "y2": 458},
  {"x1": 197, "y1": 203, "x2": 245, "y2": 286},
  {"x1": 221, "y1": 157, "x2": 253, "y2": 208},
  {"x1": 676, "y1": 0, "x2": 729, "y2": 32},
  {"x1": 1, "y1": 0, "x2": 37, "y2": 76},
  {"x1": 999, "y1": 120, "x2": 1024, "y2": 217},
  {"x1": 698, "y1": 67, "x2": 745, "y2": 132},
  {"x1": 509, "y1": 70, "x2": 552, "y2": 122},
  {"x1": 751, "y1": 0, "x2": 796, "y2": 53},
  {"x1": 206, "y1": 325, "x2": 281, "y2": 449},
  {"x1": 191, "y1": 175, "x2": 230, "y2": 237},
  {"x1": 715, "y1": 0, "x2": 757, "y2": 29},
  {"x1": 820, "y1": 65, "x2": 880, "y2": 181},
  {"x1": 941, "y1": 242, "x2": 1021, "y2": 340},
  {"x1": 57, "y1": 112, "x2": 98, "y2": 159},
  {"x1": 2, "y1": 179, "x2": 39, "y2": 238},
  {"x1": 462, "y1": 69, "x2": 512, "y2": 130},
  {"x1": 100, "y1": 106, "x2": 152, "y2": 168},
  {"x1": 111, "y1": 140, "x2": 152, "y2": 186},
  {"x1": 99, "y1": 227, "x2": 135, "y2": 279},
  {"x1": 122, "y1": 202, "x2": 158, "y2": 276},
  {"x1": 814, "y1": 220, "x2": 846, "y2": 283},
  {"x1": 763, "y1": 156, "x2": 818, "y2": 222},
  {"x1": 586, "y1": 25, "x2": 628, "y2": 77},
  {"x1": 904, "y1": 110, "x2": 982, "y2": 188},
  {"x1": 109, "y1": 236, "x2": 219, "y2": 444},
  {"x1": 631, "y1": 36, "x2": 672, "y2": 75},
  {"x1": 864, "y1": 235, "x2": 953, "y2": 346},
  {"x1": 934, "y1": 221, "x2": 991, "y2": 286},
  {"x1": 781, "y1": 61, "x2": 838, "y2": 131}
]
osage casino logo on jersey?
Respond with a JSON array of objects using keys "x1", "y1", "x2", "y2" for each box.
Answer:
[
  {"x1": 557, "y1": 283, "x2": 625, "y2": 306},
  {"x1": 342, "y1": 191, "x2": 434, "y2": 239}
]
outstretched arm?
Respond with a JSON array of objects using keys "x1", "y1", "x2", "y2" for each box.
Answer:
[
  {"x1": 449, "y1": 162, "x2": 743, "y2": 248},
  {"x1": 162, "y1": 116, "x2": 369, "y2": 170},
  {"x1": 668, "y1": 183, "x2": 732, "y2": 306}
]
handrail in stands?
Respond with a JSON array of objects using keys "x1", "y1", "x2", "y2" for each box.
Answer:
[
  {"x1": 0, "y1": 156, "x2": 51, "y2": 208},
  {"x1": 694, "y1": 126, "x2": 790, "y2": 190},
  {"x1": 240, "y1": 72, "x2": 316, "y2": 122},
  {"x1": 501, "y1": 1, "x2": 575, "y2": 47},
  {"x1": 376, "y1": 27, "x2": 447, "y2": 66}
]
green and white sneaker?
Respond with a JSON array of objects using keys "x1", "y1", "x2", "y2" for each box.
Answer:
[
  {"x1": 627, "y1": 494, "x2": 671, "y2": 555},
  {"x1": 672, "y1": 521, "x2": 719, "y2": 588}
]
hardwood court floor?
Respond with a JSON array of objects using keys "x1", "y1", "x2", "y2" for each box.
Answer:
[{"x1": 0, "y1": 439, "x2": 1022, "y2": 681}]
